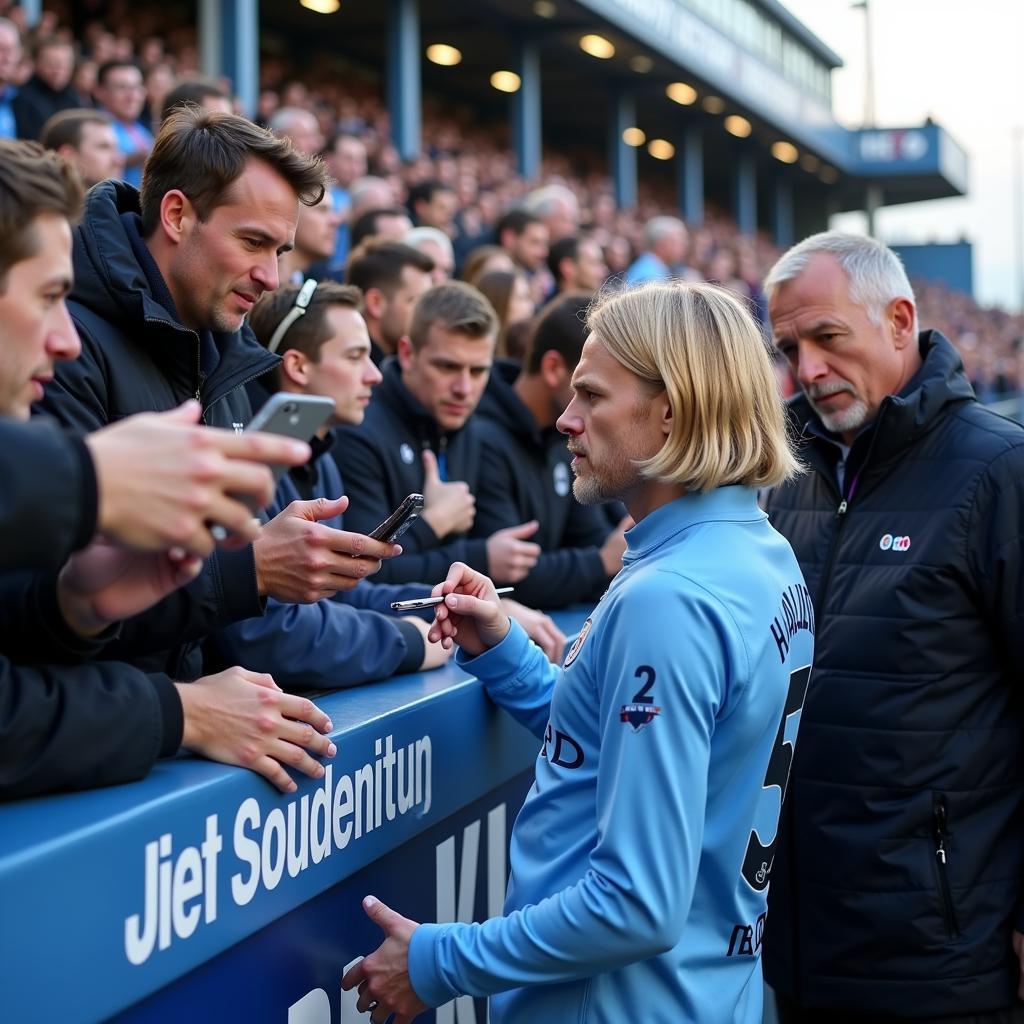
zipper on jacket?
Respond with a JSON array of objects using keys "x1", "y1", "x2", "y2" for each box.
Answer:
[{"x1": 932, "y1": 794, "x2": 960, "y2": 938}]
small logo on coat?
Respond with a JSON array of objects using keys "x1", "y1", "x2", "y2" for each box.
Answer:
[
  {"x1": 879, "y1": 533, "x2": 911, "y2": 552},
  {"x1": 400, "y1": 443, "x2": 415, "y2": 465},
  {"x1": 232, "y1": 422, "x2": 245, "y2": 435},
  {"x1": 553, "y1": 462, "x2": 570, "y2": 497}
]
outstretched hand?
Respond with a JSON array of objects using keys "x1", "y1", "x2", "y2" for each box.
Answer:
[{"x1": 341, "y1": 895, "x2": 428, "y2": 1024}]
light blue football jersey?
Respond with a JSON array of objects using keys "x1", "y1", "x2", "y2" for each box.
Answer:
[{"x1": 409, "y1": 486, "x2": 814, "y2": 1023}]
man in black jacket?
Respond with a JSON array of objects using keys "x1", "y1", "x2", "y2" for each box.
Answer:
[
  {"x1": 0, "y1": 139, "x2": 335, "y2": 799},
  {"x1": 334, "y1": 281, "x2": 542, "y2": 589},
  {"x1": 474, "y1": 292, "x2": 628, "y2": 608},
  {"x1": 761, "y1": 231, "x2": 1024, "y2": 1022},
  {"x1": 37, "y1": 107, "x2": 400, "y2": 683}
]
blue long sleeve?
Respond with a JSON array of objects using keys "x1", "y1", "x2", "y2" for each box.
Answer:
[{"x1": 410, "y1": 577, "x2": 727, "y2": 1000}]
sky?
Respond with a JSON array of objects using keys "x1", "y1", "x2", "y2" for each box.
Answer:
[{"x1": 780, "y1": 0, "x2": 1024, "y2": 313}]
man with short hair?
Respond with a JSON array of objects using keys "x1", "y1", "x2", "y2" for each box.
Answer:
[
  {"x1": 524, "y1": 183, "x2": 579, "y2": 242},
  {"x1": 37, "y1": 107, "x2": 400, "y2": 684},
  {"x1": 268, "y1": 105, "x2": 324, "y2": 156},
  {"x1": 761, "y1": 232, "x2": 1024, "y2": 1023},
  {"x1": 406, "y1": 225, "x2": 454, "y2": 283},
  {"x1": 350, "y1": 205, "x2": 413, "y2": 250},
  {"x1": 160, "y1": 75, "x2": 232, "y2": 122},
  {"x1": 333, "y1": 282, "x2": 545, "y2": 591},
  {"x1": 408, "y1": 179, "x2": 457, "y2": 236},
  {"x1": 625, "y1": 216, "x2": 695, "y2": 286},
  {"x1": 344, "y1": 237, "x2": 434, "y2": 365},
  {"x1": 547, "y1": 234, "x2": 608, "y2": 294},
  {"x1": 0, "y1": 18, "x2": 21, "y2": 140},
  {"x1": 12, "y1": 36, "x2": 79, "y2": 142},
  {"x1": 278, "y1": 188, "x2": 340, "y2": 284},
  {"x1": 474, "y1": 292, "x2": 628, "y2": 608},
  {"x1": 94, "y1": 60, "x2": 152, "y2": 188},
  {"x1": 343, "y1": 282, "x2": 811, "y2": 1024},
  {"x1": 0, "y1": 138, "x2": 335, "y2": 800},
  {"x1": 41, "y1": 108, "x2": 124, "y2": 186},
  {"x1": 324, "y1": 131, "x2": 367, "y2": 270},
  {"x1": 496, "y1": 209, "x2": 549, "y2": 274}
]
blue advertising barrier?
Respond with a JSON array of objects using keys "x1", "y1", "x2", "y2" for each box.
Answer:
[{"x1": 0, "y1": 607, "x2": 590, "y2": 1023}]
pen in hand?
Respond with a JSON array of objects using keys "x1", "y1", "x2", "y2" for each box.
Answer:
[{"x1": 391, "y1": 587, "x2": 514, "y2": 611}]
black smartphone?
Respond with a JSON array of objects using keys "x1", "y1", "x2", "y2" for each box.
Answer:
[{"x1": 368, "y1": 493, "x2": 424, "y2": 542}]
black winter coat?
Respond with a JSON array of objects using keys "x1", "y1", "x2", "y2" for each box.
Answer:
[
  {"x1": 473, "y1": 363, "x2": 610, "y2": 608},
  {"x1": 763, "y1": 331, "x2": 1024, "y2": 1015},
  {"x1": 0, "y1": 419, "x2": 96, "y2": 572},
  {"x1": 36, "y1": 181, "x2": 277, "y2": 680},
  {"x1": 332, "y1": 359, "x2": 490, "y2": 585}
]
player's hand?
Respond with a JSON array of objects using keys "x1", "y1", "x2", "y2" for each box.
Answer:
[
  {"x1": 427, "y1": 561, "x2": 510, "y2": 657},
  {"x1": 341, "y1": 896, "x2": 428, "y2": 1024}
]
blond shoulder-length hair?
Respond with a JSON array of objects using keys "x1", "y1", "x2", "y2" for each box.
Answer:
[{"x1": 587, "y1": 282, "x2": 801, "y2": 492}]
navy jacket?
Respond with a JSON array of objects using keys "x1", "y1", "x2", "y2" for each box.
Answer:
[
  {"x1": 763, "y1": 332, "x2": 1024, "y2": 1015},
  {"x1": 36, "y1": 180, "x2": 276, "y2": 681},
  {"x1": 474, "y1": 363, "x2": 610, "y2": 608},
  {"x1": 332, "y1": 359, "x2": 490, "y2": 585}
]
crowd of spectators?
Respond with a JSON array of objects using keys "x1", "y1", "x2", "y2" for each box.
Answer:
[{"x1": 0, "y1": 0, "x2": 1019, "y2": 401}]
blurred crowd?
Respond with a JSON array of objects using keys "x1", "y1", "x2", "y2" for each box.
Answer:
[{"x1": 0, "y1": 0, "x2": 1020, "y2": 397}]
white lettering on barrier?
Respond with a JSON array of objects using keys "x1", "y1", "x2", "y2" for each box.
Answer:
[
  {"x1": 124, "y1": 814, "x2": 222, "y2": 966},
  {"x1": 124, "y1": 734, "x2": 431, "y2": 966}
]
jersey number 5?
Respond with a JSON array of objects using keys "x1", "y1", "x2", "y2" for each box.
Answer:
[{"x1": 740, "y1": 664, "x2": 811, "y2": 892}]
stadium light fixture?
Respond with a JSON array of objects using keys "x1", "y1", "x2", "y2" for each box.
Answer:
[
  {"x1": 800, "y1": 153, "x2": 820, "y2": 173},
  {"x1": 300, "y1": 0, "x2": 340, "y2": 11},
  {"x1": 533, "y1": 0, "x2": 557, "y2": 17},
  {"x1": 630, "y1": 55, "x2": 654, "y2": 73},
  {"x1": 666, "y1": 82, "x2": 697, "y2": 106},
  {"x1": 426, "y1": 44, "x2": 462, "y2": 67},
  {"x1": 648, "y1": 139, "x2": 675, "y2": 160},
  {"x1": 490, "y1": 71, "x2": 522, "y2": 93},
  {"x1": 702, "y1": 95, "x2": 726, "y2": 115},
  {"x1": 580, "y1": 34, "x2": 615, "y2": 59},
  {"x1": 772, "y1": 141, "x2": 799, "y2": 164},
  {"x1": 622, "y1": 127, "x2": 646, "y2": 147},
  {"x1": 724, "y1": 115, "x2": 752, "y2": 138},
  {"x1": 819, "y1": 166, "x2": 839, "y2": 184}
]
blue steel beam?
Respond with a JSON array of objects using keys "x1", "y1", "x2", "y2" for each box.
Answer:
[
  {"x1": 609, "y1": 92, "x2": 637, "y2": 210},
  {"x1": 512, "y1": 38, "x2": 541, "y2": 181},
  {"x1": 388, "y1": 0, "x2": 422, "y2": 161}
]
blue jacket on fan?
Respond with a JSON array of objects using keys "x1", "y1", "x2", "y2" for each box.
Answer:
[{"x1": 407, "y1": 487, "x2": 813, "y2": 1024}]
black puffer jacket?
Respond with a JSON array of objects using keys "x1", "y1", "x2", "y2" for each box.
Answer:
[
  {"x1": 763, "y1": 331, "x2": 1024, "y2": 1015},
  {"x1": 332, "y1": 358, "x2": 490, "y2": 584},
  {"x1": 36, "y1": 181, "x2": 278, "y2": 680}
]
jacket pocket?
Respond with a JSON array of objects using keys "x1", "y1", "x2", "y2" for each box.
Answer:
[{"x1": 932, "y1": 792, "x2": 961, "y2": 938}]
